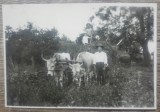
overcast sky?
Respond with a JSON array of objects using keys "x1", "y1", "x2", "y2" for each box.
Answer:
[{"x1": 3, "y1": 4, "x2": 105, "y2": 41}]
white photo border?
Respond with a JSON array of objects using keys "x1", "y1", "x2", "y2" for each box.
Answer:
[{"x1": 3, "y1": 3, "x2": 157, "y2": 110}]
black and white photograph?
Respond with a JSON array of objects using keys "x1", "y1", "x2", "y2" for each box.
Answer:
[{"x1": 3, "y1": 3, "x2": 157, "y2": 109}]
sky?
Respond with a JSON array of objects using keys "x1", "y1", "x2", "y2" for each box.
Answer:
[
  {"x1": 3, "y1": 4, "x2": 104, "y2": 41},
  {"x1": 3, "y1": 3, "x2": 156, "y2": 53}
]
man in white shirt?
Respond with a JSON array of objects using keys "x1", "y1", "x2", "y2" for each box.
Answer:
[{"x1": 93, "y1": 43, "x2": 108, "y2": 85}]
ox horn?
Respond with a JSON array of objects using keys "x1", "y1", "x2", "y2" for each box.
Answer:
[{"x1": 41, "y1": 53, "x2": 49, "y2": 61}]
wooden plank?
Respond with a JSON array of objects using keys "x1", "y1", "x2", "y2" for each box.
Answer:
[{"x1": 2, "y1": 0, "x2": 160, "y2": 4}]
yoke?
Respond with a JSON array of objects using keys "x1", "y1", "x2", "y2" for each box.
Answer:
[{"x1": 54, "y1": 60, "x2": 82, "y2": 71}]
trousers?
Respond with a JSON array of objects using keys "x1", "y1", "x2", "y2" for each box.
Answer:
[{"x1": 96, "y1": 62, "x2": 105, "y2": 85}]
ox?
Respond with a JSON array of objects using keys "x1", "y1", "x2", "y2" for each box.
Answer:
[
  {"x1": 54, "y1": 53, "x2": 71, "y2": 61},
  {"x1": 41, "y1": 53, "x2": 56, "y2": 76},
  {"x1": 69, "y1": 63, "x2": 85, "y2": 86},
  {"x1": 69, "y1": 52, "x2": 95, "y2": 86},
  {"x1": 42, "y1": 53, "x2": 71, "y2": 87},
  {"x1": 76, "y1": 52, "x2": 94, "y2": 72}
]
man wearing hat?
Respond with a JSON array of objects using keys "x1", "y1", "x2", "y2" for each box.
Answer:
[{"x1": 93, "y1": 43, "x2": 108, "y2": 85}]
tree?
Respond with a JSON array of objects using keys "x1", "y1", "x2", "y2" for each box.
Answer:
[
  {"x1": 5, "y1": 22, "x2": 60, "y2": 68},
  {"x1": 129, "y1": 7, "x2": 153, "y2": 66},
  {"x1": 76, "y1": 33, "x2": 85, "y2": 45},
  {"x1": 91, "y1": 6, "x2": 154, "y2": 66},
  {"x1": 61, "y1": 34, "x2": 69, "y2": 41}
]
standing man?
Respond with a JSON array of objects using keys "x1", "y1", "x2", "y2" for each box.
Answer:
[{"x1": 93, "y1": 43, "x2": 108, "y2": 85}]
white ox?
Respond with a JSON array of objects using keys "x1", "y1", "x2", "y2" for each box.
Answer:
[
  {"x1": 42, "y1": 53, "x2": 71, "y2": 87},
  {"x1": 41, "y1": 54, "x2": 56, "y2": 76},
  {"x1": 54, "y1": 53, "x2": 71, "y2": 61},
  {"x1": 69, "y1": 52, "x2": 94, "y2": 86}
]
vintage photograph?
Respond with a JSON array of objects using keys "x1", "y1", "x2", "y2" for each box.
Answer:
[{"x1": 3, "y1": 3, "x2": 157, "y2": 109}]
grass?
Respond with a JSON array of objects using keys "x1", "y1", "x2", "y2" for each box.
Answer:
[{"x1": 6, "y1": 63, "x2": 154, "y2": 107}]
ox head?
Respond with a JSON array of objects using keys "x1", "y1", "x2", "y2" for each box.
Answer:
[
  {"x1": 41, "y1": 54, "x2": 56, "y2": 76},
  {"x1": 69, "y1": 63, "x2": 85, "y2": 81}
]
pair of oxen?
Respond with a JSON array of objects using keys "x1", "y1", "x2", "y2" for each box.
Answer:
[{"x1": 42, "y1": 52, "x2": 95, "y2": 87}]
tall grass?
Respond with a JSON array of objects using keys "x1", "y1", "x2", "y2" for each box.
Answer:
[{"x1": 7, "y1": 63, "x2": 154, "y2": 107}]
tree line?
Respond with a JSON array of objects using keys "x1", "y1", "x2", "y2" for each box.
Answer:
[{"x1": 76, "y1": 6, "x2": 154, "y2": 66}]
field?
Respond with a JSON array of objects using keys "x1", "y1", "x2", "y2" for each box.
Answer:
[{"x1": 6, "y1": 60, "x2": 154, "y2": 107}]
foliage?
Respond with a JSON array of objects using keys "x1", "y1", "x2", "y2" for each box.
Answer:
[
  {"x1": 7, "y1": 62, "x2": 154, "y2": 107},
  {"x1": 6, "y1": 22, "x2": 61, "y2": 68},
  {"x1": 7, "y1": 63, "x2": 65, "y2": 106},
  {"x1": 88, "y1": 6, "x2": 154, "y2": 66}
]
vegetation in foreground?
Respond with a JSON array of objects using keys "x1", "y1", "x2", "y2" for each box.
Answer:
[{"x1": 7, "y1": 62, "x2": 154, "y2": 107}]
